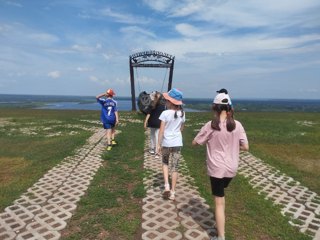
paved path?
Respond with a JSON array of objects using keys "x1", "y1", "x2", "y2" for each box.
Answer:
[
  {"x1": 0, "y1": 129, "x2": 105, "y2": 240},
  {"x1": 141, "y1": 132, "x2": 216, "y2": 240},
  {"x1": 0, "y1": 129, "x2": 319, "y2": 240},
  {"x1": 141, "y1": 131, "x2": 320, "y2": 240},
  {"x1": 239, "y1": 152, "x2": 320, "y2": 240}
]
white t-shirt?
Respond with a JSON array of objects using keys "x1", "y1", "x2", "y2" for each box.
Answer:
[{"x1": 159, "y1": 109, "x2": 185, "y2": 147}]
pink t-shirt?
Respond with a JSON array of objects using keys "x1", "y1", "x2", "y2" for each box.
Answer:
[{"x1": 194, "y1": 120, "x2": 248, "y2": 178}]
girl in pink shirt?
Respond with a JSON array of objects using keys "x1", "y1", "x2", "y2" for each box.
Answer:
[{"x1": 192, "y1": 90, "x2": 249, "y2": 240}]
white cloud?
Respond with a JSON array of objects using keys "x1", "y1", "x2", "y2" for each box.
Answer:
[
  {"x1": 28, "y1": 33, "x2": 59, "y2": 44},
  {"x1": 77, "y1": 67, "x2": 93, "y2": 72},
  {"x1": 48, "y1": 71, "x2": 60, "y2": 79},
  {"x1": 71, "y1": 44, "x2": 95, "y2": 53},
  {"x1": 120, "y1": 26, "x2": 156, "y2": 38},
  {"x1": 147, "y1": 32, "x2": 320, "y2": 60},
  {"x1": 144, "y1": 0, "x2": 320, "y2": 29},
  {"x1": 89, "y1": 76, "x2": 99, "y2": 82},
  {"x1": 175, "y1": 23, "x2": 207, "y2": 37},
  {"x1": 100, "y1": 8, "x2": 149, "y2": 24},
  {"x1": 142, "y1": 0, "x2": 174, "y2": 12},
  {"x1": 5, "y1": 1, "x2": 22, "y2": 8},
  {"x1": 89, "y1": 76, "x2": 110, "y2": 85},
  {"x1": 102, "y1": 53, "x2": 111, "y2": 60},
  {"x1": 1, "y1": 0, "x2": 319, "y2": 99}
]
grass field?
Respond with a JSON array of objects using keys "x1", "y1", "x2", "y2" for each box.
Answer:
[{"x1": 0, "y1": 108, "x2": 319, "y2": 239}]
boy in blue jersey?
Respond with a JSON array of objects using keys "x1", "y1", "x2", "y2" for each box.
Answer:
[{"x1": 96, "y1": 88, "x2": 119, "y2": 151}]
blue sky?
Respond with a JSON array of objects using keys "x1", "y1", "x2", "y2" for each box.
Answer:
[{"x1": 0, "y1": 0, "x2": 319, "y2": 99}]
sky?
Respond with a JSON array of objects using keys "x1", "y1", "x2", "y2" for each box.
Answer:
[{"x1": 0, "y1": 0, "x2": 319, "y2": 99}]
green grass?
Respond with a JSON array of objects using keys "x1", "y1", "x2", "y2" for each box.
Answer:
[
  {"x1": 1, "y1": 109, "x2": 318, "y2": 239},
  {"x1": 0, "y1": 109, "x2": 98, "y2": 210},
  {"x1": 61, "y1": 112, "x2": 146, "y2": 240},
  {"x1": 183, "y1": 112, "x2": 318, "y2": 240},
  {"x1": 236, "y1": 112, "x2": 320, "y2": 194}
]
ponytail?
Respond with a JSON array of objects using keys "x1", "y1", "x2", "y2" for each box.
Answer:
[
  {"x1": 211, "y1": 104, "x2": 235, "y2": 132},
  {"x1": 174, "y1": 105, "x2": 184, "y2": 119},
  {"x1": 226, "y1": 109, "x2": 235, "y2": 132}
]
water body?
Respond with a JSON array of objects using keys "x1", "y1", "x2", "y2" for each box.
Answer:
[{"x1": 0, "y1": 94, "x2": 319, "y2": 112}]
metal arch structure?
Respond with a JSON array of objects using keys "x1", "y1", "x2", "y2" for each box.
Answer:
[{"x1": 129, "y1": 50, "x2": 175, "y2": 111}]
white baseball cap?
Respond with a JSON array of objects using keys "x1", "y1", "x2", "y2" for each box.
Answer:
[{"x1": 213, "y1": 93, "x2": 232, "y2": 105}]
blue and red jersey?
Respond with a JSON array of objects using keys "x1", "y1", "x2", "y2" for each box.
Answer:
[{"x1": 97, "y1": 97, "x2": 118, "y2": 124}]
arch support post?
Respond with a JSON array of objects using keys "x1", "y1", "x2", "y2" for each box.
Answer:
[
  {"x1": 129, "y1": 56, "x2": 136, "y2": 111},
  {"x1": 168, "y1": 58, "x2": 174, "y2": 91}
]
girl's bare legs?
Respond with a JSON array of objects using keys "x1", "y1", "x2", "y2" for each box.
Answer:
[
  {"x1": 171, "y1": 171, "x2": 178, "y2": 192},
  {"x1": 214, "y1": 196, "x2": 226, "y2": 238},
  {"x1": 162, "y1": 164, "x2": 170, "y2": 190},
  {"x1": 150, "y1": 128, "x2": 156, "y2": 150}
]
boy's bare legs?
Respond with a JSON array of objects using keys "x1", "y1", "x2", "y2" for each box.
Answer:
[
  {"x1": 111, "y1": 127, "x2": 117, "y2": 145},
  {"x1": 214, "y1": 196, "x2": 226, "y2": 239},
  {"x1": 106, "y1": 129, "x2": 112, "y2": 150}
]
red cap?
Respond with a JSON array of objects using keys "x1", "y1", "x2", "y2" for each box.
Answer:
[{"x1": 106, "y1": 88, "x2": 115, "y2": 96}]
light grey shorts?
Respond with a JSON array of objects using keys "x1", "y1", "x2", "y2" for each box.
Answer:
[{"x1": 161, "y1": 147, "x2": 182, "y2": 172}]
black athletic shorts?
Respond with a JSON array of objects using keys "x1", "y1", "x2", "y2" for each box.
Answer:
[{"x1": 210, "y1": 177, "x2": 233, "y2": 197}]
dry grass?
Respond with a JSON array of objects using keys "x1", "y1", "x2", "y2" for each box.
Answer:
[{"x1": 0, "y1": 157, "x2": 30, "y2": 183}]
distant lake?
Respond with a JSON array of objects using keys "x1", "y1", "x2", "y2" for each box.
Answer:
[{"x1": 0, "y1": 94, "x2": 319, "y2": 112}]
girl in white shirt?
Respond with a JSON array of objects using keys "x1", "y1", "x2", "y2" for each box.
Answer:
[{"x1": 157, "y1": 88, "x2": 185, "y2": 201}]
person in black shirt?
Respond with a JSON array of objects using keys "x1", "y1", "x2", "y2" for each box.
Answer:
[{"x1": 144, "y1": 91, "x2": 165, "y2": 159}]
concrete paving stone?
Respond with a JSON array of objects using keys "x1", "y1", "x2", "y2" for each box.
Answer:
[
  {"x1": 240, "y1": 152, "x2": 320, "y2": 239},
  {"x1": 13, "y1": 193, "x2": 47, "y2": 206},
  {"x1": 52, "y1": 190, "x2": 81, "y2": 204},
  {"x1": 0, "y1": 230, "x2": 16, "y2": 240},
  {"x1": 41, "y1": 204, "x2": 74, "y2": 221},
  {"x1": 141, "y1": 131, "x2": 215, "y2": 240},
  {"x1": 248, "y1": 175, "x2": 269, "y2": 188},
  {"x1": 184, "y1": 228, "x2": 215, "y2": 240},
  {"x1": 16, "y1": 229, "x2": 60, "y2": 240},
  {"x1": 31, "y1": 210, "x2": 67, "y2": 231},
  {"x1": 0, "y1": 211, "x2": 26, "y2": 233},
  {"x1": 306, "y1": 200, "x2": 320, "y2": 215},
  {"x1": 288, "y1": 186, "x2": 317, "y2": 203},
  {"x1": 0, "y1": 129, "x2": 106, "y2": 239},
  {"x1": 3, "y1": 205, "x2": 37, "y2": 228},
  {"x1": 142, "y1": 230, "x2": 183, "y2": 240}
]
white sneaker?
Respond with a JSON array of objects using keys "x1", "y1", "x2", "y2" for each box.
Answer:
[
  {"x1": 155, "y1": 154, "x2": 160, "y2": 159},
  {"x1": 169, "y1": 191, "x2": 175, "y2": 201},
  {"x1": 149, "y1": 149, "x2": 155, "y2": 154}
]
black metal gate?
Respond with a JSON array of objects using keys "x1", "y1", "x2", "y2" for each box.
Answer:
[{"x1": 129, "y1": 50, "x2": 175, "y2": 111}]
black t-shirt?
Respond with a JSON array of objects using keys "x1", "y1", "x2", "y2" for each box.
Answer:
[{"x1": 147, "y1": 104, "x2": 165, "y2": 128}]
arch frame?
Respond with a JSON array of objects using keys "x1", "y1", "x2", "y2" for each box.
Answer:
[{"x1": 129, "y1": 50, "x2": 175, "y2": 111}]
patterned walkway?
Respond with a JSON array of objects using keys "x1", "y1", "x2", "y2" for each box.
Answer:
[
  {"x1": 141, "y1": 132, "x2": 216, "y2": 240},
  {"x1": 141, "y1": 131, "x2": 320, "y2": 240},
  {"x1": 239, "y1": 152, "x2": 320, "y2": 240},
  {"x1": 1, "y1": 129, "x2": 319, "y2": 239},
  {"x1": 0, "y1": 129, "x2": 105, "y2": 240}
]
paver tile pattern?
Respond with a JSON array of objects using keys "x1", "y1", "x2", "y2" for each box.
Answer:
[
  {"x1": 239, "y1": 152, "x2": 320, "y2": 240},
  {"x1": 1, "y1": 127, "x2": 319, "y2": 240},
  {"x1": 142, "y1": 132, "x2": 216, "y2": 240},
  {"x1": 0, "y1": 129, "x2": 105, "y2": 240}
]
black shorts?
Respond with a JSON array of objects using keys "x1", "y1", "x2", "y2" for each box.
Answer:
[{"x1": 210, "y1": 177, "x2": 233, "y2": 197}]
